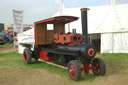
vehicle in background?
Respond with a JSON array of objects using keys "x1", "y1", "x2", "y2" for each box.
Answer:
[{"x1": 0, "y1": 31, "x2": 13, "y2": 44}]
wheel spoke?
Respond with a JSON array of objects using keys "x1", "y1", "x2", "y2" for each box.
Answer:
[{"x1": 93, "y1": 62, "x2": 100, "y2": 74}]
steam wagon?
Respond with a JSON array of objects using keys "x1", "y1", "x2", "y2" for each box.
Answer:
[{"x1": 23, "y1": 8, "x2": 106, "y2": 81}]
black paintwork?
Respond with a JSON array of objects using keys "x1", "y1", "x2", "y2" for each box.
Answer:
[{"x1": 81, "y1": 10, "x2": 88, "y2": 44}]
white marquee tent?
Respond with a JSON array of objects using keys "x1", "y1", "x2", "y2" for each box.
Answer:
[{"x1": 54, "y1": 4, "x2": 128, "y2": 53}]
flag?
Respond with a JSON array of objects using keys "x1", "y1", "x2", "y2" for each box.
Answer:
[{"x1": 13, "y1": 9, "x2": 23, "y2": 33}]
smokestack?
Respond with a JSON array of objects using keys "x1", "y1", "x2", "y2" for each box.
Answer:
[
  {"x1": 72, "y1": 29, "x2": 76, "y2": 34},
  {"x1": 80, "y1": 8, "x2": 89, "y2": 44}
]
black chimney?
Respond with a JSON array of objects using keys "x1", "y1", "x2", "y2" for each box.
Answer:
[
  {"x1": 80, "y1": 8, "x2": 89, "y2": 44},
  {"x1": 72, "y1": 29, "x2": 76, "y2": 34}
]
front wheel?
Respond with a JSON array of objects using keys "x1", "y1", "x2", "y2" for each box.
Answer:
[
  {"x1": 68, "y1": 60, "x2": 81, "y2": 81},
  {"x1": 91, "y1": 58, "x2": 106, "y2": 76}
]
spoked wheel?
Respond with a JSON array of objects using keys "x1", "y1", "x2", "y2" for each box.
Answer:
[
  {"x1": 91, "y1": 58, "x2": 106, "y2": 76},
  {"x1": 23, "y1": 48, "x2": 32, "y2": 64},
  {"x1": 68, "y1": 60, "x2": 81, "y2": 81}
]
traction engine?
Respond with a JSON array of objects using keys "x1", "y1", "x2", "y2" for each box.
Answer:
[{"x1": 23, "y1": 8, "x2": 106, "y2": 81}]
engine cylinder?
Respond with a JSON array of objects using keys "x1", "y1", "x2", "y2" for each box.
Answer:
[{"x1": 55, "y1": 44, "x2": 96, "y2": 60}]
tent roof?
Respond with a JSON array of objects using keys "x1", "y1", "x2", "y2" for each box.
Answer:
[
  {"x1": 17, "y1": 28, "x2": 34, "y2": 36},
  {"x1": 54, "y1": 4, "x2": 128, "y2": 33}
]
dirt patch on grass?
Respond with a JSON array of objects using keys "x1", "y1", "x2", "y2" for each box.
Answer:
[
  {"x1": 0, "y1": 67, "x2": 70, "y2": 85},
  {"x1": 0, "y1": 46, "x2": 17, "y2": 53},
  {"x1": 0, "y1": 66, "x2": 128, "y2": 85}
]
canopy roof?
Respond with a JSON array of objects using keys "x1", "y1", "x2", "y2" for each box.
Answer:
[{"x1": 34, "y1": 16, "x2": 79, "y2": 24}]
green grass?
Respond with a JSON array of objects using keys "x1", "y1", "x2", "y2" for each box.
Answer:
[
  {"x1": 0, "y1": 51, "x2": 128, "y2": 81},
  {"x1": 0, "y1": 51, "x2": 68, "y2": 77},
  {"x1": 101, "y1": 53, "x2": 128, "y2": 74},
  {"x1": 0, "y1": 51, "x2": 22, "y2": 57}
]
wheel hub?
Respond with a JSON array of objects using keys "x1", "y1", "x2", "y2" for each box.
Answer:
[
  {"x1": 93, "y1": 62, "x2": 100, "y2": 74},
  {"x1": 69, "y1": 64, "x2": 76, "y2": 77}
]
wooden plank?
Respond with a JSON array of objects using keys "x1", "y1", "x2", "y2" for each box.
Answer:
[
  {"x1": 38, "y1": 59, "x2": 68, "y2": 70},
  {"x1": 46, "y1": 30, "x2": 54, "y2": 44},
  {"x1": 54, "y1": 23, "x2": 65, "y2": 34},
  {"x1": 36, "y1": 23, "x2": 46, "y2": 45}
]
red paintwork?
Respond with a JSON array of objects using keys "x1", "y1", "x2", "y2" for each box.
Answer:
[
  {"x1": 54, "y1": 33, "x2": 82, "y2": 46},
  {"x1": 34, "y1": 23, "x2": 36, "y2": 46},
  {"x1": 81, "y1": 64, "x2": 95, "y2": 75},
  {"x1": 39, "y1": 50, "x2": 54, "y2": 61},
  {"x1": 88, "y1": 48, "x2": 95, "y2": 57},
  {"x1": 24, "y1": 52, "x2": 27, "y2": 62},
  {"x1": 68, "y1": 64, "x2": 76, "y2": 78},
  {"x1": 35, "y1": 18, "x2": 54, "y2": 24}
]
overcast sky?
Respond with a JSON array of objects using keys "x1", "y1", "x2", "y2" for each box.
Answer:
[{"x1": 0, "y1": 0, "x2": 127, "y2": 25}]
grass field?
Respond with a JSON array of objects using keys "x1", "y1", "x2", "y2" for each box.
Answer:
[{"x1": 0, "y1": 46, "x2": 128, "y2": 85}]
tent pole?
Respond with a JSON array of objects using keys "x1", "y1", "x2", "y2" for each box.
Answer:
[
  {"x1": 13, "y1": 25, "x2": 16, "y2": 54},
  {"x1": 60, "y1": 0, "x2": 64, "y2": 15},
  {"x1": 112, "y1": 33, "x2": 114, "y2": 53},
  {"x1": 111, "y1": 0, "x2": 116, "y2": 6},
  {"x1": 68, "y1": 23, "x2": 70, "y2": 32}
]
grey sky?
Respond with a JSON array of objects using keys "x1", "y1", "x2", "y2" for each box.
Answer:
[{"x1": 0, "y1": 0, "x2": 127, "y2": 25}]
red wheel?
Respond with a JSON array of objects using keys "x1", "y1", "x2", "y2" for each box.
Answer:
[
  {"x1": 91, "y1": 58, "x2": 106, "y2": 76},
  {"x1": 23, "y1": 48, "x2": 32, "y2": 64},
  {"x1": 68, "y1": 60, "x2": 81, "y2": 81},
  {"x1": 68, "y1": 64, "x2": 75, "y2": 78},
  {"x1": 24, "y1": 52, "x2": 27, "y2": 62}
]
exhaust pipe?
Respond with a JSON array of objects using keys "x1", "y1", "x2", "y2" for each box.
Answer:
[{"x1": 80, "y1": 8, "x2": 89, "y2": 44}]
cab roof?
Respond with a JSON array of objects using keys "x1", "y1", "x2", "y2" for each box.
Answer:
[{"x1": 34, "y1": 16, "x2": 79, "y2": 24}]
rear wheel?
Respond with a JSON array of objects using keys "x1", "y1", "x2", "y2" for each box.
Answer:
[
  {"x1": 23, "y1": 48, "x2": 32, "y2": 64},
  {"x1": 33, "y1": 47, "x2": 41, "y2": 62},
  {"x1": 33, "y1": 51, "x2": 39, "y2": 62},
  {"x1": 91, "y1": 58, "x2": 106, "y2": 76},
  {"x1": 68, "y1": 60, "x2": 81, "y2": 81}
]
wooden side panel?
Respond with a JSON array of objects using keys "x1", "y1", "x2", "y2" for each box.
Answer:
[
  {"x1": 35, "y1": 24, "x2": 46, "y2": 45},
  {"x1": 46, "y1": 30, "x2": 54, "y2": 44},
  {"x1": 35, "y1": 23, "x2": 65, "y2": 45},
  {"x1": 54, "y1": 23, "x2": 65, "y2": 34},
  {"x1": 45, "y1": 23, "x2": 65, "y2": 44}
]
